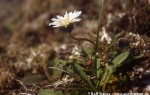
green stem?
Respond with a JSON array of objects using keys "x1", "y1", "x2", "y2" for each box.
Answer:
[{"x1": 95, "y1": 0, "x2": 104, "y2": 54}]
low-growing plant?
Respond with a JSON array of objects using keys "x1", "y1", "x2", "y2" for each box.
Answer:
[{"x1": 38, "y1": 1, "x2": 144, "y2": 95}]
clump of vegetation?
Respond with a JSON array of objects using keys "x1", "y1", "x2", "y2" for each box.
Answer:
[
  {"x1": 38, "y1": 1, "x2": 144, "y2": 94},
  {"x1": 0, "y1": 0, "x2": 150, "y2": 95}
]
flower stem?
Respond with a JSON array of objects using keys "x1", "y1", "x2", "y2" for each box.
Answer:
[
  {"x1": 95, "y1": 0, "x2": 104, "y2": 53},
  {"x1": 70, "y1": 33, "x2": 96, "y2": 46}
]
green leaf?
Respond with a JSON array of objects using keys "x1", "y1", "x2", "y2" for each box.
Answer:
[
  {"x1": 132, "y1": 54, "x2": 144, "y2": 59},
  {"x1": 46, "y1": 51, "x2": 62, "y2": 80},
  {"x1": 38, "y1": 89, "x2": 64, "y2": 95},
  {"x1": 94, "y1": 57, "x2": 101, "y2": 88},
  {"x1": 82, "y1": 47, "x2": 93, "y2": 58},
  {"x1": 94, "y1": 57, "x2": 101, "y2": 79},
  {"x1": 71, "y1": 63, "x2": 96, "y2": 92},
  {"x1": 114, "y1": 31, "x2": 124, "y2": 38},
  {"x1": 65, "y1": 85, "x2": 90, "y2": 90},
  {"x1": 100, "y1": 51, "x2": 129, "y2": 92},
  {"x1": 100, "y1": 66, "x2": 113, "y2": 85},
  {"x1": 126, "y1": 54, "x2": 144, "y2": 63},
  {"x1": 112, "y1": 51, "x2": 129, "y2": 68},
  {"x1": 107, "y1": 31, "x2": 124, "y2": 50},
  {"x1": 23, "y1": 75, "x2": 44, "y2": 86},
  {"x1": 101, "y1": 66, "x2": 114, "y2": 92}
]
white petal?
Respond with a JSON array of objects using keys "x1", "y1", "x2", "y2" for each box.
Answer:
[
  {"x1": 49, "y1": 23, "x2": 52, "y2": 26},
  {"x1": 57, "y1": 15, "x2": 64, "y2": 20},
  {"x1": 51, "y1": 18, "x2": 59, "y2": 21},
  {"x1": 49, "y1": 10, "x2": 82, "y2": 28},
  {"x1": 74, "y1": 11, "x2": 82, "y2": 18},
  {"x1": 72, "y1": 18, "x2": 81, "y2": 22}
]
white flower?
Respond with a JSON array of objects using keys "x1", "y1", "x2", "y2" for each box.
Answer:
[
  {"x1": 49, "y1": 10, "x2": 82, "y2": 27},
  {"x1": 99, "y1": 27, "x2": 112, "y2": 44},
  {"x1": 69, "y1": 45, "x2": 81, "y2": 59}
]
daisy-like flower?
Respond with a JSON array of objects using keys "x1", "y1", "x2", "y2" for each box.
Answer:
[{"x1": 49, "y1": 10, "x2": 82, "y2": 28}]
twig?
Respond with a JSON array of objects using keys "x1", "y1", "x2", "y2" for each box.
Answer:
[{"x1": 9, "y1": 75, "x2": 27, "y2": 92}]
